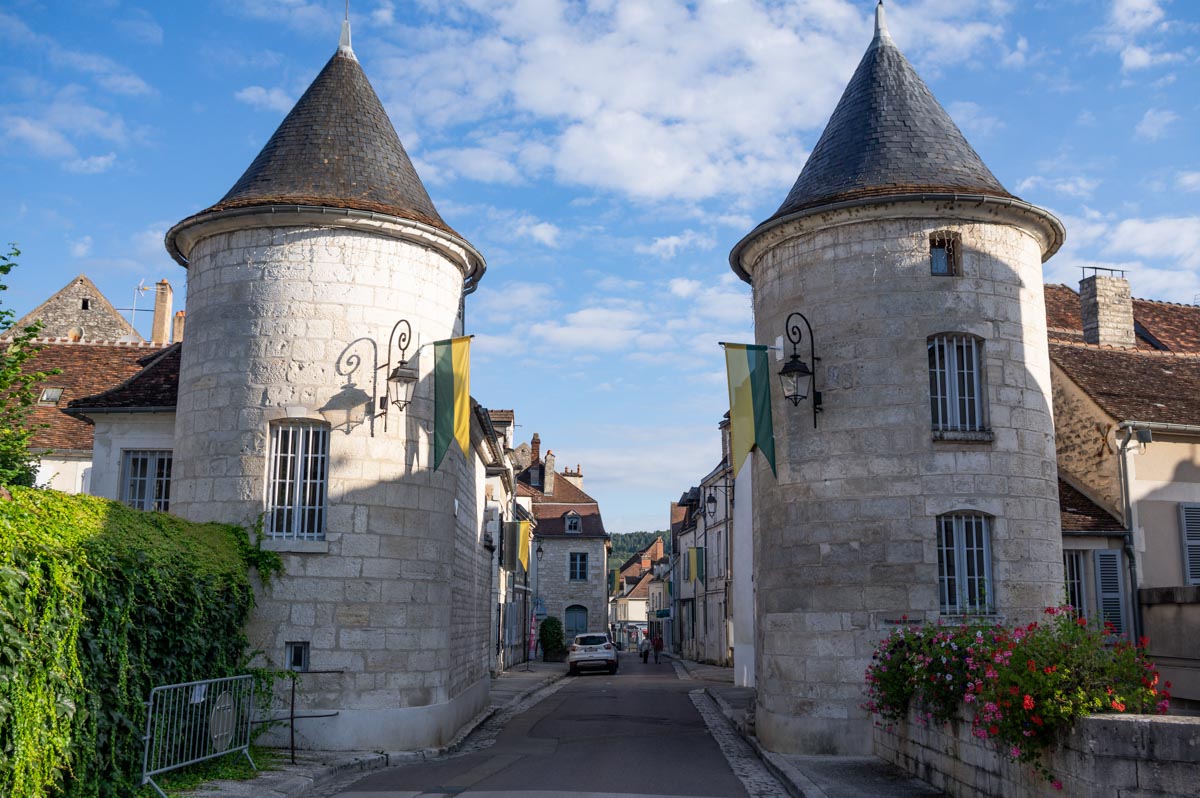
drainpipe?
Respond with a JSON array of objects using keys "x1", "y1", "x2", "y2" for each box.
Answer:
[{"x1": 1116, "y1": 420, "x2": 1200, "y2": 643}]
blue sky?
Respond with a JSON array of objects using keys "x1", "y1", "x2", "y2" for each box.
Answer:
[{"x1": 2, "y1": 0, "x2": 1198, "y2": 533}]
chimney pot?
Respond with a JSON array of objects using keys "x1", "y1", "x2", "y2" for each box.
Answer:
[{"x1": 172, "y1": 310, "x2": 186, "y2": 342}]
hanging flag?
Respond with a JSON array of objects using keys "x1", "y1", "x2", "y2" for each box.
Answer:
[
  {"x1": 518, "y1": 520, "x2": 531, "y2": 572},
  {"x1": 688, "y1": 547, "x2": 698, "y2": 583},
  {"x1": 723, "y1": 343, "x2": 777, "y2": 478},
  {"x1": 433, "y1": 336, "x2": 471, "y2": 469}
]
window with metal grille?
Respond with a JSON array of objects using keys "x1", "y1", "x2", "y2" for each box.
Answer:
[
  {"x1": 120, "y1": 450, "x2": 172, "y2": 511},
  {"x1": 1182, "y1": 504, "x2": 1200, "y2": 586},
  {"x1": 569, "y1": 552, "x2": 588, "y2": 581},
  {"x1": 266, "y1": 421, "x2": 329, "y2": 540},
  {"x1": 285, "y1": 641, "x2": 310, "y2": 672},
  {"x1": 937, "y1": 513, "x2": 994, "y2": 614},
  {"x1": 1063, "y1": 550, "x2": 1086, "y2": 615},
  {"x1": 928, "y1": 334, "x2": 986, "y2": 433}
]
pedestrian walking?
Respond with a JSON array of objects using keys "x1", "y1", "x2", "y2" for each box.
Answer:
[
  {"x1": 639, "y1": 632, "x2": 650, "y2": 663},
  {"x1": 652, "y1": 634, "x2": 663, "y2": 664}
]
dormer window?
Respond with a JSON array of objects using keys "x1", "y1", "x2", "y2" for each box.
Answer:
[
  {"x1": 566, "y1": 512, "x2": 581, "y2": 533},
  {"x1": 38, "y1": 387, "x2": 64, "y2": 405},
  {"x1": 930, "y1": 231, "x2": 961, "y2": 276}
]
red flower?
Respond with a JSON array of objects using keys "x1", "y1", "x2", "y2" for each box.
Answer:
[
  {"x1": 1111, "y1": 700, "x2": 1126, "y2": 712},
  {"x1": 1031, "y1": 715, "x2": 1044, "y2": 726},
  {"x1": 1075, "y1": 617, "x2": 1088, "y2": 627},
  {"x1": 1023, "y1": 694, "x2": 1035, "y2": 710},
  {"x1": 988, "y1": 725, "x2": 999, "y2": 736},
  {"x1": 1009, "y1": 685, "x2": 1020, "y2": 695},
  {"x1": 1027, "y1": 659, "x2": 1037, "y2": 672}
]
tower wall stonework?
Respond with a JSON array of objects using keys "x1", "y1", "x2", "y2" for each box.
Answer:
[
  {"x1": 173, "y1": 223, "x2": 490, "y2": 750},
  {"x1": 742, "y1": 203, "x2": 1064, "y2": 756}
]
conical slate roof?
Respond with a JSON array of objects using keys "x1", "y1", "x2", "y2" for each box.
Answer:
[
  {"x1": 764, "y1": 4, "x2": 1011, "y2": 224},
  {"x1": 202, "y1": 49, "x2": 454, "y2": 236}
]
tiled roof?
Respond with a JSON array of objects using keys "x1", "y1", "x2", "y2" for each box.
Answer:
[
  {"x1": 1044, "y1": 284, "x2": 1200, "y2": 353},
  {"x1": 67, "y1": 343, "x2": 181, "y2": 412},
  {"x1": 20, "y1": 341, "x2": 164, "y2": 451},
  {"x1": 761, "y1": 15, "x2": 1010, "y2": 226},
  {"x1": 176, "y1": 50, "x2": 454, "y2": 239},
  {"x1": 488, "y1": 409, "x2": 514, "y2": 424},
  {"x1": 624, "y1": 571, "x2": 652, "y2": 600},
  {"x1": 1049, "y1": 343, "x2": 1200, "y2": 425},
  {"x1": 1058, "y1": 478, "x2": 1123, "y2": 533},
  {"x1": 522, "y1": 463, "x2": 608, "y2": 537}
]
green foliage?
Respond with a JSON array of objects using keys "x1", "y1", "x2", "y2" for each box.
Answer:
[
  {"x1": 0, "y1": 245, "x2": 58, "y2": 486},
  {"x1": 539, "y1": 616, "x2": 564, "y2": 659},
  {"x1": 864, "y1": 608, "x2": 1170, "y2": 786},
  {"x1": 131, "y1": 745, "x2": 278, "y2": 797},
  {"x1": 607, "y1": 530, "x2": 669, "y2": 572},
  {"x1": 0, "y1": 488, "x2": 278, "y2": 797}
]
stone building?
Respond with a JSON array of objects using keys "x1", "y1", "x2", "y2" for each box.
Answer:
[
  {"x1": 516, "y1": 435, "x2": 611, "y2": 640},
  {"x1": 728, "y1": 4, "x2": 1066, "y2": 755},
  {"x1": 70, "y1": 18, "x2": 507, "y2": 750},
  {"x1": 1045, "y1": 275, "x2": 1200, "y2": 706}
]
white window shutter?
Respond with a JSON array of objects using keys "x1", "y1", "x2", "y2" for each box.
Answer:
[
  {"x1": 1182, "y1": 504, "x2": 1200, "y2": 586},
  {"x1": 1093, "y1": 549, "x2": 1127, "y2": 637}
]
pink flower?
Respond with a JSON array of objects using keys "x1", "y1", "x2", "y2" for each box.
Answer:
[
  {"x1": 1009, "y1": 745, "x2": 1021, "y2": 758},
  {"x1": 1052, "y1": 780, "x2": 1063, "y2": 791}
]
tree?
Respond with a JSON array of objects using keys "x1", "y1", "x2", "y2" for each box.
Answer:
[{"x1": 0, "y1": 246, "x2": 52, "y2": 486}]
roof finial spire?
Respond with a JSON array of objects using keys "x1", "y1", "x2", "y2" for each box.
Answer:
[
  {"x1": 338, "y1": 0, "x2": 357, "y2": 60},
  {"x1": 872, "y1": 0, "x2": 893, "y2": 47}
]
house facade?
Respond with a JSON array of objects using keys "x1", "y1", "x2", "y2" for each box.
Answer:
[{"x1": 516, "y1": 435, "x2": 611, "y2": 640}]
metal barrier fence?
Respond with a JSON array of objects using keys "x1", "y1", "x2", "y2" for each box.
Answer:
[{"x1": 141, "y1": 674, "x2": 256, "y2": 797}]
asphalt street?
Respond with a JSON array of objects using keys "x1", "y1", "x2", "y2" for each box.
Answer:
[{"x1": 313, "y1": 652, "x2": 790, "y2": 798}]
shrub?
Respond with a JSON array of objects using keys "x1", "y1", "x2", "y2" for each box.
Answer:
[
  {"x1": 539, "y1": 616, "x2": 564, "y2": 660},
  {"x1": 0, "y1": 488, "x2": 280, "y2": 798},
  {"x1": 865, "y1": 608, "x2": 1170, "y2": 786}
]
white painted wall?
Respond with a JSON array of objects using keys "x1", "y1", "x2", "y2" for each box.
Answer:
[{"x1": 87, "y1": 412, "x2": 177, "y2": 502}]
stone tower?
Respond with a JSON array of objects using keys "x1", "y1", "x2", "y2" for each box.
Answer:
[
  {"x1": 164, "y1": 18, "x2": 489, "y2": 749},
  {"x1": 728, "y1": 3, "x2": 1066, "y2": 755}
]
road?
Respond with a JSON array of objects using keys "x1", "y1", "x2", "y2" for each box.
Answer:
[{"x1": 315, "y1": 652, "x2": 789, "y2": 798}]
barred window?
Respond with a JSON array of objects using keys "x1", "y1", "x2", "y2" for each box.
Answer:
[
  {"x1": 266, "y1": 421, "x2": 329, "y2": 540},
  {"x1": 937, "y1": 513, "x2": 994, "y2": 614},
  {"x1": 930, "y1": 231, "x2": 961, "y2": 276},
  {"x1": 569, "y1": 552, "x2": 588, "y2": 581},
  {"x1": 928, "y1": 333, "x2": 986, "y2": 433},
  {"x1": 1063, "y1": 549, "x2": 1086, "y2": 614},
  {"x1": 121, "y1": 449, "x2": 172, "y2": 511}
]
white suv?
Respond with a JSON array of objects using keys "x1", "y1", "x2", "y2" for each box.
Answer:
[{"x1": 567, "y1": 633, "x2": 619, "y2": 676}]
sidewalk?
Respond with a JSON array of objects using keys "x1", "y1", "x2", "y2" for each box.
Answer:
[
  {"x1": 670, "y1": 654, "x2": 942, "y2": 798},
  {"x1": 184, "y1": 660, "x2": 564, "y2": 798}
]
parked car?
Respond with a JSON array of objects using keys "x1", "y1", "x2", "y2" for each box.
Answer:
[{"x1": 567, "y1": 633, "x2": 618, "y2": 676}]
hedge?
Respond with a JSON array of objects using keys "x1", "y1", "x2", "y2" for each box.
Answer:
[{"x1": 0, "y1": 487, "x2": 279, "y2": 797}]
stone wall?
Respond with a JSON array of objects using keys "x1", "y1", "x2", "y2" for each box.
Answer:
[
  {"x1": 1051, "y1": 369, "x2": 1121, "y2": 515},
  {"x1": 536, "y1": 536, "x2": 609, "y2": 636},
  {"x1": 1141, "y1": 587, "x2": 1200, "y2": 707},
  {"x1": 740, "y1": 201, "x2": 1064, "y2": 755},
  {"x1": 876, "y1": 709, "x2": 1200, "y2": 798}
]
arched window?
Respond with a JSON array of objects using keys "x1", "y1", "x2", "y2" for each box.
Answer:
[
  {"x1": 565, "y1": 605, "x2": 588, "y2": 638},
  {"x1": 937, "y1": 512, "x2": 993, "y2": 615},
  {"x1": 266, "y1": 420, "x2": 330, "y2": 540},
  {"x1": 928, "y1": 333, "x2": 986, "y2": 433}
]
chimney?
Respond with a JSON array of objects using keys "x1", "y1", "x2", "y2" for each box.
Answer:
[
  {"x1": 151, "y1": 280, "x2": 173, "y2": 344},
  {"x1": 530, "y1": 433, "x2": 541, "y2": 462},
  {"x1": 543, "y1": 449, "x2": 556, "y2": 495},
  {"x1": 1080, "y1": 273, "x2": 1135, "y2": 348},
  {"x1": 563, "y1": 464, "x2": 584, "y2": 490},
  {"x1": 172, "y1": 310, "x2": 186, "y2": 342}
]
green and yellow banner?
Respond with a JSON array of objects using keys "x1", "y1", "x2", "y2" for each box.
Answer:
[
  {"x1": 433, "y1": 336, "x2": 471, "y2": 469},
  {"x1": 724, "y1": 343, "x2": 777, "y2": 478},
  {"x1": 517, "y1": 520, "x2": 531, "y2": 572}
]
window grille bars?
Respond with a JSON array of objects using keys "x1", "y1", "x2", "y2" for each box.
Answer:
[
  {"x1": 121, "y1": 450, "x2": 172, "y2": 512},
  {"x1": 928, "y1": 334, "x2": 984, "y2": 432},
  {"x1": 937, "y1": 513, "x2": 994, "y2": 614},
  {"x1": 266, "y1": 422, "x2": 329, "y2": 540}
]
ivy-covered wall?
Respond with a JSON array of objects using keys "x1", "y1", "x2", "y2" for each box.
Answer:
[{"x1": 0, "y1": 487, "x2": 277, "y2": 798}]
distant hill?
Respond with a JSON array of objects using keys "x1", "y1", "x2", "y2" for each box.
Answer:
[{"x1": 608, "y1": 530, "x2": 670, "y2": 573}]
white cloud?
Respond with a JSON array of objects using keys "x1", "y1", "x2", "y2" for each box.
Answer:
[
  {"x1": 947, "y1": 101, "x2": 1003, "y2": 138},
  {"x1": 3, "y1": 116, "x2": 76, "y2": 158},
  {"x1": 1001, "y1": 35, "x2": 1028, "y2": 68},
  {"x1": 1016, "y1": 175, "x2": 1099, "y2": 199},
  {"x1": 1134, "y1": 108, "x2": 1177, "y2": 140},
  {"x1": 514, "y1": 217, "x2": 561, "y2": 247},
  {"x1": 1176, "y1": 172, "x2": 1200, "y2": 192},
  {"x1": 530, "y1": 306, "x2": 648, "y2": 352},
  {"x1": 116, "y1": 11, "x2": 164, "y2": 46},
  {"x1": 65, "y1": 153, "x2": 117, "y2": 174},
  {"x1": 637, "y1": 230, "x2": 716, "y2": 260},
  {"x1": 472, "y1": 281, "x2": 557, "y2": 325},
  {"x1": 222, "y1": 0, "x2": 336, "y2": 34},
  {"x1": 1109, "y1": 0, "x2": 1165, "y2": 32},
  {"x1": 1105, "y1": 217, "x2": 1200, "y2": 269},
  {"x1": 70, "y1": 236, "x2": 92, "y2": 258},
  {"x1": 669, "y1": 278, "x2": 702, "y2": 298},
  {"x1": 371, "y1": 1, "x2": 396, "y2": 26},
  {"x1": 234, "y1": 86, "x2": 295, "y2": 113}
]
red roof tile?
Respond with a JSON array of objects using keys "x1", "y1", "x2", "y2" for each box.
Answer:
[
  {"x1": 68, "y1": 344, "x2": 180, "y2": 411},
  {"x1": 1058, "y1": 478, "x2": 1122, "y2": 533},
  {"x1": 20, "y1": 341, "x2": 164, "y2": 451},
  {"x1": 1044, "y1": 284, "x2": 1200, "y2": 353},
  {"x1": 1049, "y1": 343, "x2": 1200, "y2": 425}
]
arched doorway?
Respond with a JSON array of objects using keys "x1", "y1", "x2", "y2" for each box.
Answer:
[{"x1": 564, "y1": 604, "x2": 588, "y2": 639}]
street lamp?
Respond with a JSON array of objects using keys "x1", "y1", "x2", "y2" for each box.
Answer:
[
  {"x1": 380, "y1": 319, "x2": 419, "y2": 432},
  {"x1": 779, "y1": 311, "x2": 822, "y2": 428}
]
